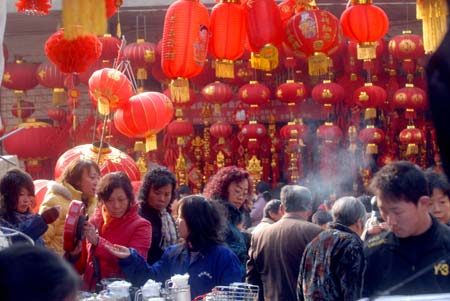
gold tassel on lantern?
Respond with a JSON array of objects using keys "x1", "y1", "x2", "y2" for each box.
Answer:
[
  {"x1": 366, "y1": 143, "x2": 378, "y2": 155},
  {"x1": 52, "y1": 88, "x2": 65, "y2": 106},
  {"x1": 364, "y1": 108, "x2": 377, "y2": 120},
  {"x1": 308, "y1": 52, "x2": 330, "y2": 77},
  {"x1": 63, "y1": 0, "x2": 107, "y2": 39},
  {"x1": 406, "y1": 143, "x2": 419, "y2": 155},
  {"x1": 170, "y1": 78, "x2": 190, "y2": 103},
  {"x1": 417, "y1": 0, "x2": 449, "y2": 53},
  {"x1": 215, "y1": 59, "x2": 235, "y2": 79},
  {"x1": 136, "y1": 68, "x2": 148, "y2": 81},
  {"x1": 250, "y1": 44, "x2": 279, "y2": 72},
  {"x1": 357, "y1": 42, "x2": 377, "y2": 60},
  {"x1": 97, "y1": 97, "x2": 110, "y2": 116},
  {"x1": 145, "y1": 135, "x2": 157, "y2": 152}
]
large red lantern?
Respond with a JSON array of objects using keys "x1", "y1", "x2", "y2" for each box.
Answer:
[
  {"x1": 37, "y1": 60, "x2": 67, "y2": 105},
  {"x1": 340, "y1": 0, "x2": 389, "y2": 60},
  {"x1": 393, "y1": 83, "x2": 427, "y2": 119},
  {"x1": 399, "y1": 125, "x2": 424, "y2": 155},
  {"x1": 45, "y1": 29, "x2": 102, "y2": 74},
  {"x1": 161, "y1": 0, "x2": 210, "y2": 103},
  {"x1": 209, "y1": 0, "x2": 246, "y2": 78},
  {"x1": 2, "y1": 59, "x2": 39, "y2": 91},
  {"x1": 114, "y1": 92, "x2": 174, "y2": 151},
  {"x1": 210, "y1": 121, "x2": 233, "y2": 144},
  {"x1": 312, "y1": 80, "x2": 345, "y2": 115},
  {"x1": 353, "y1": 83, "x2": 387, "y2": 119},
  {"x1": 388, "y1": 31, "x2": 425, "y2": 74},
  {"x1": 276, "y1": 80, "x2": 308, "y2": 105},
  {"x1": 285, "y1": 9, "x2": 342, "y2": 76},
  {"x1": 359, "y1": 126, "x2": 385, "y2": 154},
  {"x1": 54, "y1": 142, "x2": 141, "y2": 181},
  {"x1": 88, "y1": 68, "x2": 134, "y2": 115},
  {"x1": 123, "y1": 39, "x2": 156, "y2": 80}
]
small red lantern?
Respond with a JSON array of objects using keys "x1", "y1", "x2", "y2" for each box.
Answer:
[
  {"x1": 399, "y1": 125, "x2": 424, "y2": 155},
  {"x1": 276, "y1": 80, "x2": 308, "y2": 105},
  {"x1": 239, "y1": 81, "x2": 271, "y2": 108},
  {"x1": 45, "y1": 29, "x2": 102, "y2": 74},
  {"x1": 359, "y1": 126, "x2": 385, "y2": 154},
  {"x1": 114, "y1": 92, "x2": 174, "y2": 151},
  {"x1": 312, "y1": 80, "x2": 345, "y2": 115},
  {"x1": 88, "y1": 68, "x2": 134, "y2": 115},
  {"x1": 210, "y1": 121, "x2": 233, "y2": 144},
  {"x1": 167, "y1": 119, "x2": 194, "y2": 145},
  {"x1": 123, "y1": 39, "x2": 156, "y2": 80},
  {"x1": 201, "y1": 81, "x2": 233, "y2": 114},
  {"x1": 54, "y1": 142, "x2": 141, "y2": 181},
  {"x1": 388, "y1": 31, "x2": 425, "y2": 74},
  {"x1": 2, "y1": 59, "x2": 39, "y2": 91},
  {"x1": 393, "y1": 83, "x2": 427, "y2": 119},
  {"x1": 353, "y1": 83, "x2": 387, "y2": 119},
  {"x1": 98, "y1": 34, "x2": 121, "y2": 66},
  {"x1": 210, "y1": 0, "x2": 246, "y2": 78},
  {"x1": 47, "y1": 108, "x2": 67, "y2": 124},
  {"x1": 280, "y1": 122, "x2": 308, "y2": 141},
  {"x1": 340, "y1": 0, "x2": 389, "y2": 60},
  {"x1": 12, "y1": 100, "x2": 35, "y2": 119},
  {"x1": 37, "y1": 60, "x2": 67, "y2": 106},
  {"x1": 241, "y1": 121, "x2": 267, "y2": 139},
  {"x1": 317, "y1": 122, "x2": 343, "y2": 144}
]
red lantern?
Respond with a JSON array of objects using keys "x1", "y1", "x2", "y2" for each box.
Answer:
[
  {"x1": 276, "y1": 80, "x2": 308, "y2": 105},
  {"x1": 37, "y1": 60, "x2": 67, "y2": 105},
  {"x1": 239, "y1": 81, "x2": 271, "y2": 107},
  {"x1": 201, "y1": 81, "x2": 233, "y2": 114},
  {"x1": 389, "y1": 31, "x2": 425, "y2": 74},
  {"x1": 45, "y1": 29, "x2": 102, "y2": 73},
  {"x1": 359, "y1": 126, "x2": 385, "y2": 154},
  {"x1": 317, "y1": 122, "x2": 343, "y2": 144},
  {"x1": 353, "y1": 83, "x2": 387, "y2": 119},
  {"x1": 12, "y1": 100, "x2": 35, "y2": 119},
  {"x1": 280, "y1": 122, "x2": 308, "y2": 141},
  {"x1": 210, "y1": 121, "x2": 233, "y2": 144},
  {"x1": 210, "y1": 1, "x2": 246, "y2": 78},
  {"x1": 88, "y1": 68, "x2": 134, "y2": 115},
  {"x1": 393, "y1": 83, "x2": 427, "y2": 119},
  {"x1": 54, "y1": 142, "x2": 141, "y2": 181},
  {"x1": 114, "y1": 92, "x2": 174, "y2": 151},
  {"x1": 163, "y1": 88, "x2": 197, "y2": 109},
  {"x1": 123, "y1": 39, "x2": 156, "y2": 80},
  {"x1": 241, "y1": 121, "x2": 267, "y2": 140},
  {"x1": 16, "y1": 0, "x2": 51, "y2": 15},
  {"x1": 47, "y1": 108, "x2": 67, "y2": 124},
  {"x1": 167, "y1": 119, "x2": 194, "y2": 145},
  {"x1": 2, "y1": 59, "x2": 39, "y2": 91},
  {"x1": 312, "y1": 80, "x2": 345, "y2": 114},
  {"x1": 285, "y1": 9, "x2": 342, "y2": 76},
  {"x1": 399, "y1": 125, "x2": 424, "y2": 155},
  {"x1": 340, "y1": 0, "x2": 389, "y2": 60},
  {"x1": 99, "y1": 34, "x2": 121, "y2": 65},
  {"x1": 161, "y1": 0, "x2": 210, "y2": 102}
]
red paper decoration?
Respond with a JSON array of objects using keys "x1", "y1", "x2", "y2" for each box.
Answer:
[
  {"x1": 280, "y1": 122, "x2": 308, "y2": 140},
  {"x1": 393, "y1": 83, "x2": 427, "y2": 119},
  {"x1": 241, "y1": 121, "x2": 267, "y2": 140},
  {"x1": 98, "y1": 34, "x2": 121, "y2": 65},
  {"x1": 312, "y1": 80, "x2": 345, "y2": 112},
  {"x1": 16, "y1": 0, "x2": 52, "y2": 15},
  {"x1": 317, "y1": 122, "x2": 343, "y2": 144},
  {"x1": 12, "y1": 100, "x2": 35, "y2": 119},
  {"x1": 167, "y1": 119, "x2": 195, "y2": 139},
  {"x1": 210, "y1": 121, "x2": 233, "y2": 144},
  {"x1": 239, "y1": 81, "x2": 271, "y2": 107},
  {"x1": 388, "y1": 31, "x2": 425, "y2": 74},
  {"x1": 37, "y1": 60, "x2": 67, "y2": 105}
]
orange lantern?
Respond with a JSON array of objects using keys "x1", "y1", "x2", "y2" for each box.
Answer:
[
  {"x1": 388, "y1": 31, "x2": 425, "y2": 75},
  {"x1": 393, "y1": 83, "x2": 427, "y2": 119},
  {"x1": 317, "y1": 122, "x2": 343, "y2": 144},
  {"x1": 37, "y1": 60, "x2": 67, "y2": 106},
  {"x1": 54, "y1": 142, "x2": 141, "y2": 181},
  {"x1": 312, "y1": 80, "x2": 345, "y2": 115},
  {"x1": 340, "y1": 0, "x2": 389, "y2": 60},
  {"x1": 358, "y1": 125, "x2": 385, "y2": 154},
  {"x1": 113, "y1": 92, "x2": 174, "y2": 151},
  {"x1": 276, "y1": 80, "x2": 308, "y2": 106},
  {"x1": 353, "y1": 83, "x2": 387, "y2": 119},
  {"x1": 161, "y1": 0, "x2": 210, "y2": 103},
  {"x1": 399, "y1": 125, "x2": 424, "y2": 155},
  {"x1": 210, "y1": 0, "x2": 246, "y2": 78},
  {"x1": 123, "y1": 39, "x2": 156, "y2": 80},
  {"x1": 210, "y1": 121, "x2": 233, "y2": 144},
  {"x1": 285, "y1": 9, "x2": 343, "y2": 76},
  {"x1": 88, "y1": 68, "x2": 134, "y2": 115}
]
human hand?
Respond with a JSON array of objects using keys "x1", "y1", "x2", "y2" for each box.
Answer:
[
  {"x1": 64, "y1": 240, "x2": 82, "y2": 262},
  {"x1": 83, "y1": 221, "x2": 99, "y2": 246},
  {"x1": 105, "y1": 244, "x2": 131, "y2": 259}
]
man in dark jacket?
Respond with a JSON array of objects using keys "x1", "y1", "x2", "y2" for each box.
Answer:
[
  {"x1": 247, "y1": 185, "x2": 322, "y2": 301},
  {"x1": 363, "y1": 161, "x2": 450, "y2": 297},
  {"x1": 298, "y1": 196, "x2": 366, "y2": 301}
]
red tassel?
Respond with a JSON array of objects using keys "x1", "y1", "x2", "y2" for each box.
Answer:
[{"x1": 16, "y1": 0, "x2": 52, "y2": 15}]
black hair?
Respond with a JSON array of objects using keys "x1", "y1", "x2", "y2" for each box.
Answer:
[
  {"x1": 311, "y1": 210, "x2": 332, "y2": 226},
  {"x1": 138, "y1": 166, "x2": 177, "y2": 209},
  {"x1": 425, "y1": 170, "x2": 450, "y2": 197},
  {"x1": 59, "y1": 159, "x2": 100, "y2": 192},
  {"x1": 369, "y1": 161, "x2": 428, "y2": 205},
  {"x1": 0, "y1": 168, "x2": 35, "y2": 222},
  {"x1": 256, "y1": 181, "x2": 271, "y2": 194},
  {"x1": 176, "y1": 184, "x2": 192, "y2": 199},
  {"x1": 96, "y1": 172, "x2": 134, "y2": 209},
  {"x1": 178, "y1": 195, "x2": 225, "y2": 251},
  {"x1": 0, "y1": 245, "x2": 80, "y2": 301}
]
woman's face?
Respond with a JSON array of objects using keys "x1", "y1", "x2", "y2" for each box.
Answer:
[
  {"x1": 79, "y1": 167, "x2": 100, "y2": 198},
  {"x1": 147, "y1": 184, "x2": 173, "y2": 211},
  {"x1": 16, "y1": 187, "x2": 33, "y2": 213},
  {"x1": 227, "y1": 179, "x2": 249, "y2": 209},
  {"x1": 177, "y1": 207, "x2": 190, "y2": 240},
  {"x1": 103, "y1": 188, "x2": 130, "y2": 218}
]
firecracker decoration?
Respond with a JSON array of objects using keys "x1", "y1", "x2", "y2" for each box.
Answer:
[
  {"x1": 416, "y1": 0, "x2": 449, "y2": 53},
  {"x1": 16, "y1": 0, "x2": 51, "y2": 15}
]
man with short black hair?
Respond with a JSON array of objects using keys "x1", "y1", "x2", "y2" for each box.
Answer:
[{"x1": 363, "y1": 161, "x2": 450, "y2": 297}]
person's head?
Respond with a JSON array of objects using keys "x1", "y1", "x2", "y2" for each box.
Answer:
[
  {"x1": 425, "y1": 170, "x2": 450, "y2": 224},
  {"x1": 280, "y1": 185, "x2": 313, "y2": 214},
  {"x1": 311, "y1": 210, "x2": 332, "y2": 229},
  {"x1": 138, "y1": 166, "x2": 177, "y2": 211},
  {"x1": 332, "y1": 196, "x2": 367, "y2": 235},
  {"x1": 176, "y1": 195, "x2": 225, "y2": 251},
  {"x1": 203, "y1": 166, "x2": 254, "y2": 209},
  {"x1": 0, "y1": 245, "x2": 80, "y2": 301},
  {"x1": 96, "y1": 172, "x2": 134, "y2": 218},
  {"x1": 59, "y1": 159, "x2": 100, "y2": 199},
  {"x1": 176, "y1": 184, "x2": 192, "y2": 200},
  {"x1": 369, "y1": 161, "x2": 430, "y2": 238},
  {"x1": 0, "y1": 168, "x2": 34, "y2": 215},
  {"x1": 263, "y1": 199, "x2": 283, "y2": 221},
  {"x1": 256, "y1": 181, "x2": 271, "y2": 195}
]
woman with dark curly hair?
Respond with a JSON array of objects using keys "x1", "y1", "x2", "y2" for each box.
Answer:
[
  {"x1": 138, "y1": 166, "x2": 178, "y2": 265},
  {"x1": 203, "y1": 165, "x2": 254, "y2": 277},
  {"x1": 107, "y1": 195, "x2": 242, "y2": 298}
]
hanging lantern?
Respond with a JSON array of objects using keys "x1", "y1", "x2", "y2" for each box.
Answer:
[
  {"x1": 11, "y1": 100, "x2": 35, "y2": 119},
  {"x1": 88, "y1": 68, "x2": 134, "y2": 115},
  {"x1": 353, "y1": 82, "x2": 387, "y2": 119},
  {"x1": 311, "y1": 80, "x2": 345, "y2": 116},
  {"x1": 210, "y1": 121, "x2": 233, "y2": 144},
  {"x1": 201, "y1": 81, "x2": 233, "y2": 114},
  {"x1": 2, "y1": 59, "x2": 39, "y2": 91},
  {"x1": 210, "y1": 0, "x2": 246, "y2": 78},
  {"x1": 37, "y1": 61, "x2": 67, "y2": 106},
  {"x1": 98, "y1": 34, "x2": 121, "y2": 67},
  {"x1": 16, "y1": 0, "x2": 52, "y2": 15},
  {"x1": 340, "y1": 0, "x2": 389, "y2": 60},
  {"x1": 123, "y1": 39, "x2": 156, "y2": 80},
  {"x1": 393, "y1": 83, "x2": 427, "y2": 119},
  {"x1": 244, "y1": 0, "x2": 283, "y2": 71},
  {"x1": 239, "y1": 81, "x2": 271, "y2": 115},
  {"x1": 47, "y1": 108, "x2": 67, "y2": 125},
  {"x1": 54, "y1": 142, "x2": 141, "y2": 181},
  {"x1": 241, "y1": 121, "x2": 267, "y2": 140},
  {"x1": 285, "y1": 9, "x2": 342, "y2": 76},
  {"x1": 114, "y1": 92, "x2": 174, "y2": 151},
  {"x1": 45, "y1": 29, "x2": 102, "y2": 74},
  {"x1": 359, "y1": 125, "x2": 385, "y2": 154},
  {"x1": 167, "y1": 119, "x2": 195, "y2": 145},
  {"x1": 317, "y1": 122, "x2": 343, "y2": 144},
  {"x1": 399, "y1": 125, "x2": 424, "y2": 155},
  {"x1": 161, "y1": 0, "x2": 210, "y2": 103},
  {"x1": 280, "y1": 121, "x2": 308, "y2": 142},
  {"x1": 388, "y1": 31, "x2": 425, "y2": 76},
  {"x1": 276, "y1": 80, "x2": 308, "y2": 106}
]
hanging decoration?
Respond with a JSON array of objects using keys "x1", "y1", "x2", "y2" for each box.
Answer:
[
  {"x1": 416, "y1": 0, "x2": 449, "y2": 53},
  {"x1": 359, "y1": 125, "x2": 385, "y2": 154},
  {"x1": 98, "y1": 34, "x2": 121, "y2": 67},
  {"x1": 62, "y1": 0, "x2": 107, "y2": 40},
  {"x1": 388, "y1": 31, "x2": 425, "y2": 79},
  {"x1": 239, "y1": 81, "x2": 270, "y2": 119},
  {"x1": 311, "y1": 80, "x2": 345, "y2": 117},
  {"x1": 167, "y1": 119, "x2": 194, "y2": 186},
  {"x1": 393, "y1": 83, "x2": 428, "y2": 120},
  {"x1": 123, "y1": 39, "x2": 156, "y2": 83},
  {"x1": 201, "y1": 81, "x2": 234, "y2": 116},
  {"x1": 353, "y1": 82, "x2": 387, "y2": 120},
  {"x1": 399, "y1": 125, "x2": 425, "y2": 156},
  {"x1": 16, "y1": 0, "x2": 52, "y2": 15},
  {"x1": 280, "y1": 120, "x2": 308, "y2": 183},
  {"x1": 36, "y1": 60, "x2": 67, "y2": 106},
  {"x1": 161, "y1": 0, "x2": 210, "y2": 103}
]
